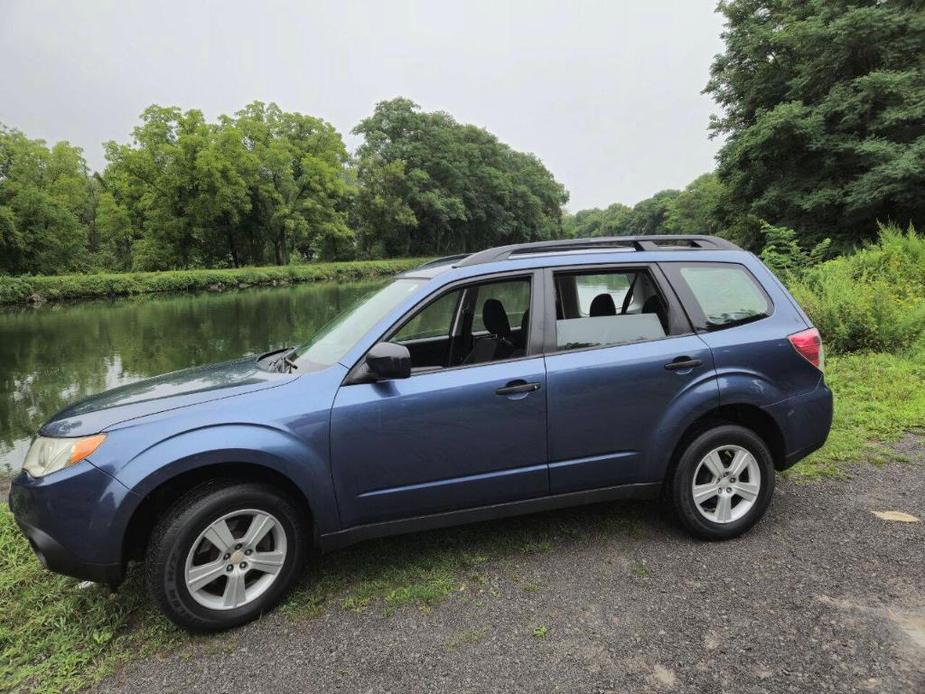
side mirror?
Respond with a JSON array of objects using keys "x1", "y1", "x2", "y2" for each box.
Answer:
[{"x1": 365, "y1": 341, "x2": 411, "y2": 381}]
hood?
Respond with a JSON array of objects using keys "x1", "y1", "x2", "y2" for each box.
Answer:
[{"x1": 41, "y1": 357, "x2": 298, "y2": 437}]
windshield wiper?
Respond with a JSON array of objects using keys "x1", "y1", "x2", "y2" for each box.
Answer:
[{"x1": 274, "y1": 347, "x2": 300, "y2": 373}]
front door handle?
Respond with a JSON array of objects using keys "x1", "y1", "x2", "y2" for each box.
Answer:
[
  {"x1": 495, "y1": 381, "x2": 541, "y2": 396},
  {"x1": 664, "y1": 357, "x2": 703, "y2": 371}
]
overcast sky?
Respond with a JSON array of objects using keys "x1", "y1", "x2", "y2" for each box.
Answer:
[{"x1": 0, "y1": 0, "x2": 726, "y2": 211}]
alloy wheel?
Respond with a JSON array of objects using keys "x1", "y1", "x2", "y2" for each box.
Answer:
[
  {"x1": 691, "y1": 445, "x2": 761, "y2": 524},
  {"x1": 183, "y1": 509, "x2": 288, "y2": 610}
]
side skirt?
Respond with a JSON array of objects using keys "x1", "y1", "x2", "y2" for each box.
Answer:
[{"x1": 318, "y1": 481, "x2": 662, "y2": 552}]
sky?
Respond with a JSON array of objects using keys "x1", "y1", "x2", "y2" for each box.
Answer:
[{"x1": 0, "y1": 0, "x2": 726, "y2": 211}]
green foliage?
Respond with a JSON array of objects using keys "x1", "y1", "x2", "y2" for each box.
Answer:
[
  {"x1": 561, "y1": 202, "x2": 632, "y2": 238},
  {"x1": 791, "y1": 349, "x2": 925, "y2": 479},
  {"x1": 788, "y1": 226, "x2": 925, "y2": 352},
  {"x1": 563, "y1": 173, "x2": 726, "y2": 239},
  {"x1": 707, "y1": 0, "x2": 925, "y2": 248},
  {"x1": 0, "y1": 126, "x2": 95, "y2": 274},
  {"x1": 758, "y1": 221, "x2": 831, "y2": 279},
  {"x1": 102, "y1": 102, "x2": 355, "y2": 270},
  {"x1": 352, "y1": 98, "x2": 569, "y2": 256},
  {"x1": 0, "y1": 258, "x2": 424, "y2": 305}
]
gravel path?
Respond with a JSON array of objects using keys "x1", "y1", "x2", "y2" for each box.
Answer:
[{"x1": 95, "y1": 439, "x2": 924, "y2": 693}]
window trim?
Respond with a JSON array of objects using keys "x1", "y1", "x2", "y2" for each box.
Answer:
[
  {"x1": 659, "y1": 260, "x2": 774, "y2": 333},
  {"x1": 540, "y1": 262, "x2": 694, "y2": 357},
  {"x1": 343, "y1": 269, "x2": 547, "y2": 384}
]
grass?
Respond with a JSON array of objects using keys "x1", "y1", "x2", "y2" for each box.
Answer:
[
  {"x1": 0, "y1": 258, "x2": 427, "y2": 305},
  {"x1": 787, "y1": 349, "x2": 925, "y2": 479},
  {"x1": 2, "y1": 353, "x2": 924, "y2": 690}
]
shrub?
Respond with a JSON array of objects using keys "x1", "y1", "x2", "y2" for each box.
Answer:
[
  {"x1": 758, "y1": 222, "x2": 831, "y2": 280},
  {"x1": 789, "y1": 226, "x2": 925, "y2": 353}
]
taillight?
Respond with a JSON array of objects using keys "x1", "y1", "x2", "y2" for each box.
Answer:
[{"x1": 788, "y1": 327, "x2": 823, "y2": 370}]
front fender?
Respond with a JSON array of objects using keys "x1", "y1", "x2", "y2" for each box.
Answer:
[{"x1": 100, "y1": 423, "x2": 340, "y2": 538}]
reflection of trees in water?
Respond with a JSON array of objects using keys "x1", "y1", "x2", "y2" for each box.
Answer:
[{"x1": 0, "y1": 281, "x2": 383, "y2": 464}]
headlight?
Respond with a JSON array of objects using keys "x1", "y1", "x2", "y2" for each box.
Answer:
[{"x1": 22, "y1": 434, "x2": 107, "y2": 478}]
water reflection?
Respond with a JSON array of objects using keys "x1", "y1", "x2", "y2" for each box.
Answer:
[{"x1": 0, "y1": 280, "x2": 384, "y2": 472}]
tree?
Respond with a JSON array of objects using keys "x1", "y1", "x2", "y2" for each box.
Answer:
[
  {"x1": 663, "y1": 173, "x2": 726, "y2": 236},
  {"x1": 706, "y1": 0, "x2": 925, "y2": 249},
  {"x1": 562, "y1": 203, "x2": 632, "y2": 238},
  {"x1": 621, "y1": 189, "x2": 681, "y2": 235},
  {"x1": 0, "y1": 126, "x2": 94, "y2": 274},
  {"x1": 352, "y1": 98, "x2": 568, "y2": 256},
  {"x1": 102, "y1": 102, "x2": 354, "y2": 271},
  {"x1": 231, "y1": 102, "x2": 355, "y2": 263}
]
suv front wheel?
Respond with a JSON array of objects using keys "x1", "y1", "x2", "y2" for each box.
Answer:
[
  {"x1": 670, "y1": 424, "x2": 775, "y2": 541},
  {"x1": 145, "y1": 481, "x2": 308, "y2": 632}
]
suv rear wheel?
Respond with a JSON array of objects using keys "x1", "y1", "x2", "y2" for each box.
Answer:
[
  {"x1": 145, "y1": 481, "x2": 308, "y2": 632},
  {"x1": 670, "y1": 424, "x2": 775, "y2": 540}
]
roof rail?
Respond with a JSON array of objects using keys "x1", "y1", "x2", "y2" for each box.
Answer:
[
  {"x1": 454, "y1": 235, "x2": 739, "y2": 267},
  {"x1": 412, "y1": 253, "x2": 471, "y2": 270}
]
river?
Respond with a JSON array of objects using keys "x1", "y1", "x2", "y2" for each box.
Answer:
[{"x1": 0, "y1": 280, "x2": 384, "y2": 473}]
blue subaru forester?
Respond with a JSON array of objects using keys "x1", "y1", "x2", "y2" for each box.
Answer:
[{"x1": 10, "y1": 235, "x2": 832, "y2": 631}]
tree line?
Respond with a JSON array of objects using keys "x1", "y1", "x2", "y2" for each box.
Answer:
[{"x1": 1, "y1": 0, "x2": 921, "y2": 276}]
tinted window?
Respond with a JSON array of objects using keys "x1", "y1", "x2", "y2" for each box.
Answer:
[
  {"x1": 678, "y1": 265, "x2": 770, "y2": 328},
  {"x1": 575, "y1": 273, "x2": 632, "y2": 316},
  {"x1": 387, "y1": 276, "x2": 532, "y2": 371},
  {"x1": 553, "y1": 269, "x2": 669, "y2": 351},
  {"x1": 472, "y1": 280, "x2": 531, "y2": 333},
  {"x1": 392, "y1": 290, "x2": 461, "y2": 342}
]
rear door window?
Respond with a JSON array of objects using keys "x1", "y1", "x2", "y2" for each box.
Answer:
[{"x1": 552, "y1": 269, "x2": 671, "y2": 351}]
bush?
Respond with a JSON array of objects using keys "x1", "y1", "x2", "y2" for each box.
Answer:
[
  {"x1": 789, "y1": 226, "x2": 925, "y2": 353},
  {"x1": 0, "y1": 258, "x2": 427, "y2": 305}
]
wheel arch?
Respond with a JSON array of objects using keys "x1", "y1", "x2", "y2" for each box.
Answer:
[
  {"x1": 108, "y1": 423, "x2": 340, "y2": 565},
  {"x1": 663, "y1": 403, "x2": 787, "y2": 486},
  {"x1": 121, "y1": 461, "x2": 318, "y2": 564}
]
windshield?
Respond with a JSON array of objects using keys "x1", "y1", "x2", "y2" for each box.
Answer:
[{"x1": 290, "y1": 278, "x2": 426, "y2": 371}]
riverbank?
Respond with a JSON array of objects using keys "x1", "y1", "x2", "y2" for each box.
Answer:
[{"x1": 0, "y1": 258, "x2": 427, "y2": 305}]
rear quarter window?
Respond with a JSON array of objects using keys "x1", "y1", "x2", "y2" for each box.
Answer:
[{"x1": 672, "y1": 263, "x2": 771, "y2": 330}]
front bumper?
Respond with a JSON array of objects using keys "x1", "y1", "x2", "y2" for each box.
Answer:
[
  {"x1": 14, "y1": 517, "x2": 123, "y2": 585},
  {"x1": 8, "y1": 460, "x2": 132, "y2": 586}
]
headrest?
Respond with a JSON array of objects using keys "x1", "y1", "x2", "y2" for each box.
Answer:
[
  {"x1": 482, "y1": 299, "x2": 511, "y2": 337},
  {"x1": 589, "y1": 293, "x2": 617, "y2": 317}
]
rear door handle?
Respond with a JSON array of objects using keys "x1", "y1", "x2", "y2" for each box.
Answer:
[
  {"x1": 495, "y1": 381, "x2": 541, "y2": 396},
  {"x1": 664, "y1": 357, "x2": 703, "y2": 371}
]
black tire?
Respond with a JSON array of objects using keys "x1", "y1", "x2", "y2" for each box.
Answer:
[
  {"x1": 145, "y1": 481, "x2": 308, "y2": 632},
  {"x1": 670, "y1": 424, "x2": 775, "y2": 541}
]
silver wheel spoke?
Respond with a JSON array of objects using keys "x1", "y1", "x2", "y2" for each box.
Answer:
[
  {"x1": 187, "y1": 558, "x2": 226, "y2": 592},
  {"x1": 732, "y1": 481, "x2": 759, "y2": 502},
  {"x1": 222, "y1": 570, "x2": 248, "y2": 608},
  {"x1": 702, "y1": 451, "x2": 725, "y2": 479},
  {"x1": 692, "y1": 444, "x2": 763, "y2": 525},
  {"x1": 204, "y1": 520, "x2": 236, "y2": 553},
  {"x1": 242, "y1": 513, "x2": 276, "y2": 549},
  {"x1": 184, "y1": 508, "x2": 288, "y2": 611},
  {"x1": 729, "y1": 450, "x2": 752, "y2": 477},
  {"x1": 693, "y1": 483, "x2": 720, "y2": 504},
  {"x1": 248, "y1": 550, "x2": 285, "y2": 575}
]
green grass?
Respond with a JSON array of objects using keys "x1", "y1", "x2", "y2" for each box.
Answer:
[
  {"x1": 787, "y1": 349, "x2": 925, "y2": 479},
  {"x1": 2, "y1": 349, "x2": 923, "y2": 690},
  {"x1": 0, "y1": 258, "x2": 427, "y2": 305}
]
